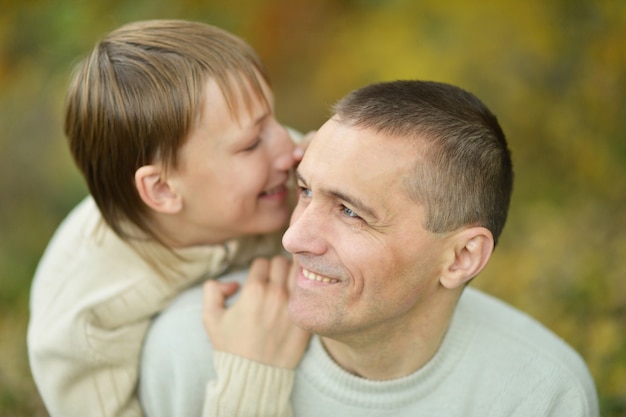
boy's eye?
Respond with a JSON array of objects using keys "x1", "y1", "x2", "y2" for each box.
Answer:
[{"x1": 243, "y1": 137, "x2": 261, "y2": 151}]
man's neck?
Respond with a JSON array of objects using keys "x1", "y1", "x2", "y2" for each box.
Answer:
[{"x1": 320, "y1": 288, "x2": 462, "y2": 381}]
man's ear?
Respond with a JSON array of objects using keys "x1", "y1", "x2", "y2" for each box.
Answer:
[
  {"x1": 135, "y1": 165, "x2": 182, "y2": 214},
  {"x1": 440, "y1": 227, "x2": 494, "y2": 289}
]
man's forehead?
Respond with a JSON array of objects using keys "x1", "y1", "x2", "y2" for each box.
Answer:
[
  {"x1": 299, "y1": 120, "x2": 356, "y2": 173},
  {"x1": 298, "y1": 119, "x2": 414, "y2": 209},
  {"x1": 302, "y1": 119, "x2": 415, "y2": 174}
]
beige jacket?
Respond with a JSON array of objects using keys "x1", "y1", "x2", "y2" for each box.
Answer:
[{"x1": 27, "y1": 196, "x2": 284, "y2": 417}]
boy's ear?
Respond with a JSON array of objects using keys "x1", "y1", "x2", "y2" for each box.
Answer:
[
  {"x1": 135, "y1": 165, "x2": 182, "y2": 214},
  {"x1": 440, "y1": 227, "x2": 494, "y2": 289}
]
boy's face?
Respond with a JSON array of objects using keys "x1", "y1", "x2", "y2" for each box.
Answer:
[{"x1": 167, "y1": 74, "x2": 295, "y2": 245}]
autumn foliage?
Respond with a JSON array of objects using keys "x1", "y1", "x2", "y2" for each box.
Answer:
[{"x1": 0, "y1": 1, "x2": 624, "y2": 415}]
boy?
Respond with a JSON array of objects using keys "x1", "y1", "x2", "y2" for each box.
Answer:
[{"x1": 28, "y1": 19, "x2": 307, "y2": 417}]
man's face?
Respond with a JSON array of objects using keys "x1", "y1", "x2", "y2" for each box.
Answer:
[
  {"x1": 168, "y1": 74, "x2": 295, "y2": 245},
  {"x1": 283, "y1": 119, "x2": 450, "y2": 339}
]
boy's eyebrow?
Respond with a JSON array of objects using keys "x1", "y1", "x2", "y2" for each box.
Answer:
[
  {"x1": 252, "y1": 111, "x2": 270, "y2": 127},
  {"x1": 241, "y1": 110, "x2": 269, "y2": 130},
  {"x1": 295, "y1": 170, "x2": 379, "y2": 221}
]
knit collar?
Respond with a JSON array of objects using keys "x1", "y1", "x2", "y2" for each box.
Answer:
[{"x1": 295, "y1": 289, "x2": 478, "y2": 409}]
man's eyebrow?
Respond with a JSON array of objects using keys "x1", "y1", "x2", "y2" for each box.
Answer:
[{"x1": 295, "y1": 170, "x2": 379, "y2": 221}]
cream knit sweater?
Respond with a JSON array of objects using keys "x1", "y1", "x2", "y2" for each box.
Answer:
[{"x1": 28, "y1": 196, "x2": 284, "y2": 417}]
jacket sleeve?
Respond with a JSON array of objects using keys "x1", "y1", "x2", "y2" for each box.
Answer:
[
  {"x1": 204, "y1": 352, "x2": 294, "y2": 417},
  {"x1": 139, "y1": 282, "x2": 295, "y2": 417},
  {"x1": 28, "y1": 313, "x2": 147, "y2": 417}
]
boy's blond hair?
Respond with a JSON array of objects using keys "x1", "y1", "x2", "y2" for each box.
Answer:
[{"x1": 65, "y1": 19, "x2": 270, "y2": 241}]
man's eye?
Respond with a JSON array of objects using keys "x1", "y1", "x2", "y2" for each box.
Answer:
[
  {"x1": 298, "y1": 186, "x2": 312, "y2": 198},
  {"x1": 342, "y1": 205, "x2": 360, "y2": 219}
]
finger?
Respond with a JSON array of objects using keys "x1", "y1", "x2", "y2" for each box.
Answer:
[
  {"x1": 248, "y1": 257, "x2": 271, "y2": 283},
  {"x1": 268, "y1": 256, "x2": 290, "y2": 288},
  {"x1": 202, "y1": 280, "x2": 238, "y2": 330},
  {"x1": 220, "y1": 280, "x2": 240, "y2": 297}
]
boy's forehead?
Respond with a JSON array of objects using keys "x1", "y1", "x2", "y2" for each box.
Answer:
[{"x1": 203, "y1": 71, "x2": 272, "y2": 121}]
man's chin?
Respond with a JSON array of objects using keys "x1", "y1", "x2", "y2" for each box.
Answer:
[{"x1": 288, "y1": 298, "x2": 325, "y2": 333}]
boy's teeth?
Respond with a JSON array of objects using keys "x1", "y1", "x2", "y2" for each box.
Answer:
[
  {"x1": 262, "y1": 185, "x2": 282, "y2": 196},
  {"x1": 303, "y1": 268, "x2": 338, "y2": 284}
]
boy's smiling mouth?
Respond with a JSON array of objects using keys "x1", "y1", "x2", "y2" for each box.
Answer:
[{"x1": 259, "y1": 184, "x2": 287, "y2": 199}]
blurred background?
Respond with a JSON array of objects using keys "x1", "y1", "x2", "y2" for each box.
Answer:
[{"x1": 1, "y1": 0, "x2": 624, "y2": 415}]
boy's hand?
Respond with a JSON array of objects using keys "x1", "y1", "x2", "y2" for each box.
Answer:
[{"x1": 202, "y1": 256, "x2": 310, "y2": 369}]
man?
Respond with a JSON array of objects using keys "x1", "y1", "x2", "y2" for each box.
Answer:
[{"x1": 139, "y1": 80, "x2": 599, "y2": 416}]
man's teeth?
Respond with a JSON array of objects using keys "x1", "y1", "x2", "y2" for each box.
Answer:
[{"x1": 303, "y1": 269, "x2": 339, "y2": 284}]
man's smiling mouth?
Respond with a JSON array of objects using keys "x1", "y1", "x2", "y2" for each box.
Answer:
[{"x1": 302, "y1": 268, "x2": 339, "y2": 284}]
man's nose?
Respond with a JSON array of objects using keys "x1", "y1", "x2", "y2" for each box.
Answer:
[{"x1": 282, "y1": 205, "x2": 327, "y2": 256}]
